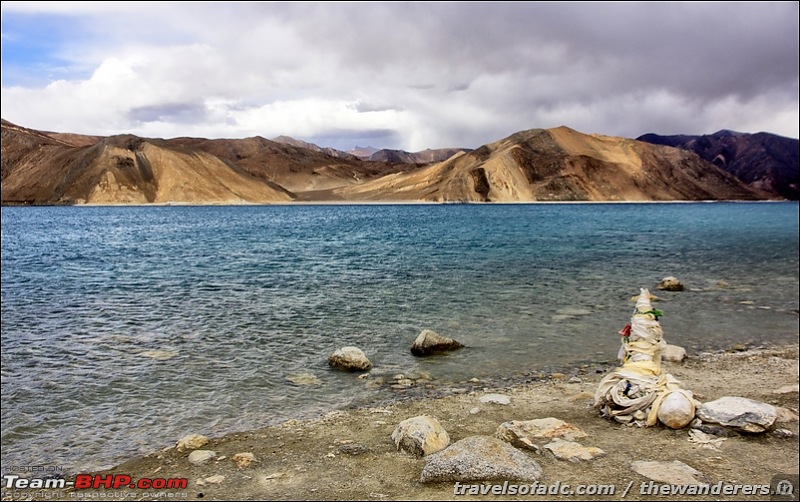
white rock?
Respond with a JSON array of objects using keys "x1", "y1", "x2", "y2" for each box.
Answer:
[
  {"x1": 188, "y1": 450, "x2": 216, "y2": 466},
  {"x1": 696, "y1": 396, "x2": 777, "y2": 433},
  {"x1": 479, "y1": 393, "x2": 511, "y2": 405},
  {"x1": 203, "y1": 475, "x2": 225, "y2": 485},
  {"x1": 662, "y1": 344, "x2": 687, "y2": 363},
  {"x1": 657, "y1": 391, "x2": 696, "y2": 429}
]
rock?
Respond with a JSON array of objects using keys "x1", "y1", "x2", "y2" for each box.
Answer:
[
  {"x1": 497, "y1": 418, "x2": 588, "y2": 451},
  {"x1": 662, "y1": 344, "x2": 687, "y2": 363},
  {"x1": 657, "y1": 391, "x2": 696, "y2": 429},
  {"x1": 687, "y1": 429, "x2": 726, "y2": 449},
  {"x1": 775, "y1": 406, "x2": 799, "y2": 423},
  {"x1": 328, "y1": 346, "x2": 372, "y2": 372},
  {"x1": 469, "y1": 407, "x2": 481, "y2": 415},
  {"x1": 631, "y1": 460, "x2": 708, "y2": 485},
  {"x1": 691, "y1": 423, "x2": 739, "y2": 437},
  {"x1": 658, "y1": 276, "x2": 685, "y2": 291},
  {"x1": 365, "y1": 377, "x2": 385, "y2": 389},
  {"x1": 773, "y1": 428, "x2": 797, "y2": 439},
  {"x1": 567, "y1": 376, "x2": 582, "y2": 384},
  {"x1": 231, "y1": 452, "x2": 256, "y2": 468},
  {"x1": 774, "y1": 384, "x2": 799, "y2": 394},
  {"x1": 187, "y1": 450, "x2": 216, "y2": 466},
  {"x1": 479, "y1": 393, "x2": 511, "y2": 405},
  {"x1": 696, "y1": 396, "x2": 777, "y2": 433},
  {"x1": 419, "y1": 436, "x2": 543, "y2": 483},
  {"x1": 177, "y1": 434, "x2": 210, "y2": 451},
  {"x1": 544, "y1": 438, "x2": 606, "y2": 462},
  {"x1": 203, "y1": 475, "x2": 225, "y2": 485},
  {"x1": 411, "y1": 329, "x2": 464, "y2": 356},
  {"x1": 338, "y1": 444, "x2": 371, "y2": 455},
  {"x1": 550, "y1": 372, "x2": 567, "y2": 380},
  {"x1": 391, "y1": 416, "x2": 450, "y2": 457},
  {"x1": 286, "y1": 373, "x2": 320, "y2": 385}
]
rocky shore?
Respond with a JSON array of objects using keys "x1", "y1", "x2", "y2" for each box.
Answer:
[{"x1": 3, "y1": 343, "x2": 798, "y2": 501}]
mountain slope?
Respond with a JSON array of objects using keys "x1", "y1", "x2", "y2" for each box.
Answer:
[
  {"x1": 637, "y1": 130, "x2": 798, "y2": 200},
  {"x1": 1, "y1": 122, "x2": 292, "y2": 205},
  {"x1": 366, "y1": 147, "x2": 472, "y2": 164},
  {"x1": 167, "y1": 136, "x2": 406, "y2": 193},
  {"x1": 333, "y1": 127, "x2": 765, "y2": 202}
]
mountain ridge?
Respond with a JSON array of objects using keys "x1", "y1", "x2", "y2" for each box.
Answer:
[{"x1": 2, "y1": 119, "x2": 789, "y2": 205}]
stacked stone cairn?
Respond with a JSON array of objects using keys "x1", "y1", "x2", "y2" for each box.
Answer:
[{"x1": 594, "y1": 288, "x2": 698, "y2": 428}]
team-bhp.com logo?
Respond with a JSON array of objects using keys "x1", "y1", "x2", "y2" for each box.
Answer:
[{"x1": 4, "y1": 474, "x2": 188, "y2": 490}]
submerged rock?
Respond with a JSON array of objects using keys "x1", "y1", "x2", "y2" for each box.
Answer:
[
  {"x1": 411, "y1": 329, "x2": 464, "y2": 356},
  {"x1": 658, "y1": 276, "x2": 685, "y2": 291},
  {"x1": 328, "y1": 346, "x2": 372, "y2": 372},
  {"x1": 419, "y1": 436, "x2": 543, "y2": 483}
]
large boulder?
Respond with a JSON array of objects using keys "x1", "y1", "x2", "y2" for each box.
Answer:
[
  {"x1": 419, "y1": 436, "x2": 543, "y2": 483},
  {"x1": 391, "y1": 415, "x2": 450, "y2": 457},
  {"x1": 696, "y1": 396, "x2": 777, "y2": 433},
  {"x1": 328, "y1": 346, "x2": 372, "y2": 372},
  {"x1": 411, "y1": 329, "x2": 464, "y2": 356}
]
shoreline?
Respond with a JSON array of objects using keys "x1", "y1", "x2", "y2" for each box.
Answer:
[
  {"x1": 6, "y1": 340, "x2": 797, "y2": 501},
  {"x1": 3, "y1": 199, "x2": 793, "y2": 208}
]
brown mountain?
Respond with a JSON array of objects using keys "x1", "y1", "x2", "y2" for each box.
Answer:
[
  {"x1": 271, "y1": 135, "x2": 360, "y2": 161},
  {"x1": 167, "y1": 136, "x2": 405, "y2": 194},
  {"x1": 1, "y1": 121, "x2": 292, "y2": 205},
  {"x1": 637, "y1": 130, "x2": 799, "y2": 200},
  {"x1": 366, "y1": 147, "x2": 472, "y2": 164},
  {"x1": 1, "y1": 121, "x2": 771, "y2": 205},
  {"x1": 333, "y1": 126, "x2": 765, "y2": 202}
]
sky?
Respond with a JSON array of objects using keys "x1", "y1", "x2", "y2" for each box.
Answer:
[{"x1": 1, "y1": 2, "x2": 798, "y2": 152}]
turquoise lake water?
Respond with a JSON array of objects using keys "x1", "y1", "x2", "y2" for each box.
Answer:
[{"x1": 1, "y1": 202, "x2": 798, "y2": 473}]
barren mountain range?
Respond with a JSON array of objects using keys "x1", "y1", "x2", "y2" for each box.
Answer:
[
  {"x1": 2, "y1": 119, "x2": 795, "y2": 205},
  {"x1": 638, "y1": 130, "x2": 799, "y2": 201}
]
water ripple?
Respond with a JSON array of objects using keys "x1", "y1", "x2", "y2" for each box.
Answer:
[{"x1": 1, "y1": 203, "x2": 798, "y2": 473}]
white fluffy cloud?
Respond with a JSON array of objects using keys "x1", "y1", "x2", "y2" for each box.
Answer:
[{"x1": 1, "y1": 2, "x2": 797, "y2": 150}]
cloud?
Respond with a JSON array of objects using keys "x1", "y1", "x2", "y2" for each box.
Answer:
[{"x1": 1, "y1": 2, "x2": 797, "y2": 150}]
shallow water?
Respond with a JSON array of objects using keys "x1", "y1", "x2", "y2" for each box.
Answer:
[{"x1": 1, "y1": 202, "x2": 797, "y2": 473}]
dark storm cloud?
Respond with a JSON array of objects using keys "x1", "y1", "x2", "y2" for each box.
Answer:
[{"x1": 1, "y1": 2, "x2": 797, "y2": 148}]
